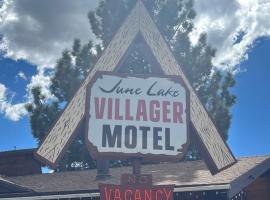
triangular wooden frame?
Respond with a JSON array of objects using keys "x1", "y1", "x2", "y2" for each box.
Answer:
[{"x1": 35, "y1": 0, "x2": 236, "y2": 174}]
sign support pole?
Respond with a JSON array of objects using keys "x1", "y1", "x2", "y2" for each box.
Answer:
[{"x1": 132, "y1": 158, "x2": 141, "y2": 175}]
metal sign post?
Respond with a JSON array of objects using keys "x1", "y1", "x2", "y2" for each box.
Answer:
[{"x1": 132, "y1": 158, "x2": 142, "y2": 175}]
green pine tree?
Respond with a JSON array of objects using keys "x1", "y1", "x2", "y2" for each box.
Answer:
[
  {"x1": 26, "y1": 0, "x2": 236, "y2": 170},
  {"x1": 26, "y1": 40, "x2": 99, "y2": 171}
]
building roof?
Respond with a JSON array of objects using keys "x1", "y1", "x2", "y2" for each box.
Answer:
[
  {"x1": 1, "y1": 155, "x2": 270, "y2": 199},
  {"x1": 0, "y1": 175, "x2": 32, "y2": 195},
  {"x1": 0, "y1": 149, "x2": 42, "y2": 177}
]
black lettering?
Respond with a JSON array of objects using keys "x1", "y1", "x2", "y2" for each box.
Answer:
[
  {"x1": 116, "y1": 87, "x2": 142, "y2": 95},
  {"x1": 165, "y1": 128, "x2": 174, "y2": 151},
  {"x1": 164, "y1": 87, "x2": 179, "y2": 97},
  {"x1": 139, "y1": 126, "x2": 150, "y2": 149},
  {"x1": 173, "y1": 90, "x2": 179, "y2": 97},
  {"x1": 157, "y1": 89, "x2": 165, "y2": 96},
  {"x1": 125, "y1": 126, "x2": 137, "y2": 149},
  {"x1": 147, "y1": 81, "x2": 180, "y2": 97},
  {"x1": 135, "y1": 88, "x2": 142, "y2": 95},
  {"x1": 102, "y1": 125, "x2": 122, "y2": 148},
  {"x1": 147, "y1": 81, "x2": 157, "y2": 96},
  {"x1": 99, "y1": 80, "x2": 122, "y2": 93},
  {"x1": 153, "y1": 127, "x2": 162, "y2": 150}
]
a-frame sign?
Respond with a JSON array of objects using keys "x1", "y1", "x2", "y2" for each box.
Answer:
[{"x1": 35, "y1": 0, "x2": 236, "y2": 174}]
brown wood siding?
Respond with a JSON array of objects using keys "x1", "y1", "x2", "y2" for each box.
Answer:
[
  {"x1": 0, "y1": 149, "x2": 41, "y2": 176},
  {"x1": 245, "y1": 177, "x2": 270, "y2": 200}
]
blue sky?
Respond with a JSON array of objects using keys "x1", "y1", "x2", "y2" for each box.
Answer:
[
  {"x1": 228, "y1": 37, "x2": 270, "y2": 157},
  {"x1": 0, "y1": 0, "x2": 269, "y2": 159},
  {"x1": 0, "y1": 58, "x2": 36, "y2": 151}
]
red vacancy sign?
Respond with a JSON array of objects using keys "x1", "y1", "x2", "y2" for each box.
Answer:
[
  {"x1": 99, "y1": 184, "x2": 174, "y2": 200},
  {"x1": 99, "y1": 174, "x2": 174, "y2": 200},
  {"x1": 85, "y1": 72, "x2": 190, "y2": 161}
]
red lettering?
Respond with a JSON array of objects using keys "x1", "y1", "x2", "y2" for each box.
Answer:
[
  {"x1": 115, "y1": 99, "x2": 123, "y2": 120},
  {"x1": 162, "y1": 101, "x2": 170, "y2": 122},
  {"x1": 134, "y1": 189, "x2": 142, "y2": 200},
  {"x1": 94, "y1": 97, "x2": 105, "y2": 119},
  {"x1": 136, "y1": 100, "x2": 147, "y2": 121},
  {"x1": 114, "y1": 188, "x2": 121, "y2": 200},
  {"x1": 155, "y1": 189, "x2": 163, "y2": 200},
  {"x1": 125, "y1": 99, "x2": 133, "y2": 120},
  {"x1": 173, "y1": 102, "x2": 183, "y2": 123},
  {"x1": 125, "y1": 189, "x2": 132, "y2": 200},
  {"x1": 144, "y1": 189, "x2": 152, "y2": 200},
  {"x1": 149, "y1": 100, "x2": 160, "y2": 122},
  {"x1": 163, "y1": 188, "x2": 173, "y2": 200},
  {"x1": 101, "y1": 185, "x2": 174, "y2": 200},
  {"x1": 94, "y1": 97, "x2": 184, "y2": 124},
  {"x1": 104, "y1": 186, "x2": 112, "y2": 200},
  {"x1": 108, "y1": 98, "x2": 113, "y2": 119}
]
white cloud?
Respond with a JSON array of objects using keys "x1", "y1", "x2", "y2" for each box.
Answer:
[
  {"x1": 0, "y1": 0, "x2": 98, "y2": 121},
  {"x1": 17, "y1": 71, "x2": 27, "y2": 81},
  {"x1": 26, "y1": 69, "x2": 54, "y2": 101},
  {"x1": 191, "y1": 0, "x2": 270, "y2": 71},
  {"x1": 0, "y1": 83, "x2": 27, "y2": 121},
  {"x1": 0, "y1": 0, "x2": 98, "y2": 69},
  {"x1": 0, "y1": 84, "x2": 6, "y2": 101}
]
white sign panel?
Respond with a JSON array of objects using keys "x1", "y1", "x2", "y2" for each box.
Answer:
[{"x1": 85, "y1": 72, "x2": 189, "y2": 160}]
